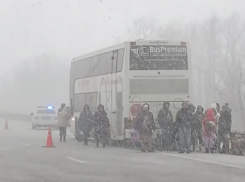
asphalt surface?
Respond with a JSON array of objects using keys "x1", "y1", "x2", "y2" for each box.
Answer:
[{"x1": 0, "y1": 118, "x2": 245, "y2": 182}]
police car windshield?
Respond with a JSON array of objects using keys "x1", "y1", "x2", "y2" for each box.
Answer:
[{"x1": 36, "y1": 109, "x2": 55, "y2": 114}]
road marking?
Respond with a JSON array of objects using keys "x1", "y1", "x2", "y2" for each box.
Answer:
[
  {"x1": 162, "y1": 153, "x2": 245, "y2": 170},
  {"x1": 66, "y1": 157, "x2": 86, "y2": 164},
  {"x1": 22, "y1": 143, "x2": 31, "y2": 146}
]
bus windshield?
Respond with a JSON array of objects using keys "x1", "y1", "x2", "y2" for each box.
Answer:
[{"x1": 130, "y1": 44, "x2": 188, "y2": 70}]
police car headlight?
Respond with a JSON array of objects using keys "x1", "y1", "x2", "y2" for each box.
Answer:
[{"x1": 72, "y1": 117, "x2": 75, "y2": 121}]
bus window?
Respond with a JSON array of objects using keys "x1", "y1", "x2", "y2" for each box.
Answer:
[
  {"x1": 117, "y1": 48, "x2": 124, "y2": 72},
  {"x1": 91, "y1": 55, "x2": 99, "y2": 76},
  {"x1": 74, "y1": 92, "x2": 98, "y2": 113}
]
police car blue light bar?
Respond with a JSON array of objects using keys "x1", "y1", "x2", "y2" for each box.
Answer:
[{"x1": 47, "y1": 106, "x2": 53, "y2": 109}]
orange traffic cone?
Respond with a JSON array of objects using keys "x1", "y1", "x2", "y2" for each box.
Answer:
[
  {"x1": 43, "y1": 127, "x2": 55, "y2": 147},
  {"x1": 4, "y1": 118, "x2": 8, "y2": 130}
]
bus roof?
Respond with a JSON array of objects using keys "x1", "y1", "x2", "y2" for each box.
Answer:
[
  {"x1": 71, "y1": 40, "x2": 187, "y2": 63},
  {"x1": 72, "y1": 42, "x2": 127, "y2": 63}
]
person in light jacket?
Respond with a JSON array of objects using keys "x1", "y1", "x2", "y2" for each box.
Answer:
[{"x1": 58, "y1": 107, "x2": 70, "y2": 142}]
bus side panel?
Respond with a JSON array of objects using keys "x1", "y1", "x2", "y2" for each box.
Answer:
[{"x1": 122, "y1": 42, "x2": 133, "y2": 140}]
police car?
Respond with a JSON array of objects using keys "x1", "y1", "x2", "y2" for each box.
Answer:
[{"x1": 31, "y1": 106, "x2": 58, "y2": 129}]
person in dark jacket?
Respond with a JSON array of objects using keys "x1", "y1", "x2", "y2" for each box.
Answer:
[
  {"x1": 94, "y1": 104, "x2": 110, "y2": 147},
  {"x1": 78, "y1": 105, "x2": 94, "y2": 145},
  {"x1": 158, "y1": 102, "x2": 173, "y2": 151},
  {"x1": 191, "y1": 105, "x2": 205, "y2": 151},
  {"x1": 136, "y1": 103, "x2": 155, "y2": 152},
  {"x1": 218, "y1": 105, "x2": 232, "y2": 153},
  {"x1": 176, "y1": 102, "x2": 192, "y2": 153}
]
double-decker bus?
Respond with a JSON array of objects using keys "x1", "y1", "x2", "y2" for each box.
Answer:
[{"x1": 69, "y1": 40, "x2": 191, "y2": 141}]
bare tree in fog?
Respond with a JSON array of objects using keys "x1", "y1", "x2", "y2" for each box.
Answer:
[
  {"x1": 217, "y1": 14, "x2": 245, "y2": 122},
  {"x1": 0, "y1": 54, "x2": 70, "y2": 114},
  {"x1": 115, "y1": 13, "x2": 245, "y2": 131},
  {"x1": 113, "y1": 17, "x2": 157, "y2": 43},
  {"x1": 129, "y1": 17, "x2": 157, "y2": 39}
]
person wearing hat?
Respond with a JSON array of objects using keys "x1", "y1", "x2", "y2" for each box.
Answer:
[
  {"x1": 58, "y1": 103, "x2": 66, "y2": 115},
  {"x1": 157, "y1": 102, "x2": 173, "y2": 151},
  {"x1": 175, "y1": 101, "x2": 192, "y2": 153},
  {"x1": 218, "y1": 105, "x2": 231, "y2": 153},
  {"x1": 94, "y1": 104, "x2": 110, "y2": 147},
  {"x1": 136, "y1": 103, "x2": 155, "y2": 152},
  {"x1": 58, "y1": 107, "x2": 70, "y2": 142},
  {"x1": 191, "y1": 105, "x2": 205, "y2": 151},
  {"x1": 202, "y1": 108, "x2": 217, "y2": 153},
  {"x1": 78, "y1": 104, "x2": 94, "y2": 146}
]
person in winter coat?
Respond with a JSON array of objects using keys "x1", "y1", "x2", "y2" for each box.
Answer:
[
  {"x1": 191, "y1": 105, "x2": 205, "y2": 151},
  {"x1": 209, "y1": 103, "x2": 221, "y2": 151},
  {"x1": 202, "y1": 108, "x2": 217, "y2": 153},
  {"x1": 136, "y1": 103, "x2": 155, "y2": 152},
  {"x1": 78, "y1": 105, "x2": 94, "y2": 145},
  {"x1": 94, "y1": 104, "x2": 110, "y2": 147},
  {"x1": 58, "y1": 103, "x2": 66, "y2": 114},
  {"x1": 157, "y1": 102, "x2": 173, "y2": 151},
  {"x1": 210, "y1": 103, "x2": 221, "y2": 124},
  {"x1": 175, "y1": 102, "x2": 192, "y2": 153},
  {"x1": 58, "y1": 107, "x2": 70, "y2": 142},
  {"x1": 218, "y1": 105, "x2": 232, "y2": 153}
]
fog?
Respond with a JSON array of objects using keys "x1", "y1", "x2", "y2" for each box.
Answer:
[{"x1": 0, "y1": 0, "x2": 245, "y2": 131}]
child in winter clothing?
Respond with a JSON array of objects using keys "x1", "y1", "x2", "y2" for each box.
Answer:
[{"x1": 203, "y1": 108, "x2": 217, "y2": 153}]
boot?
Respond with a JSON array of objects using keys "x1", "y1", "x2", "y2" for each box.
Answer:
[
  {"x1": 199, "y1": 145, "x2": 202, "y2": 151},
  {"x1": 205, "y1": 148, "x2": 209, "y2": 153},
  {"x1": 84, "y1": 140, "x2": 88, "y2": 146},
  {"x1": 60, "y1": 135, "x2": 62, "y2": 142},
  {"x1": 63, "y1": 135, "x2": 66, "y2": 142}
]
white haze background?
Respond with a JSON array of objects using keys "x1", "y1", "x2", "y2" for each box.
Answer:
[{"x1": 0, "y1": 0, "x2": 245, "y2": 131}]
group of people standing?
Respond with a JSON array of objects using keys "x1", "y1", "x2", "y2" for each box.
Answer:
[
  {"x1": 58, "y1": 103, "x2": 110, "y2": 147},
  {"x1": 57, "y1": 101, "x2": 234, "y2": 154},
  {"x1": 135, "y1": 101, "x2": 232, "y2": 154},
  {"x1": 77, "y1": 104, "x2": 110, "y2": 147}
]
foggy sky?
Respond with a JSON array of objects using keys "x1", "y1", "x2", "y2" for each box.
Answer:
[{"x1": 0, "y1": 0, "x2": 245, "y2": 75}]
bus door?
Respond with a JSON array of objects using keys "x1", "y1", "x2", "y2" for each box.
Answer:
[
  {"x1": 116, "y1": 92, "x2": 123, "y2": 140},
  {"x1": 110, "y1": 51, "x2": 118, "y2": 140}
]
